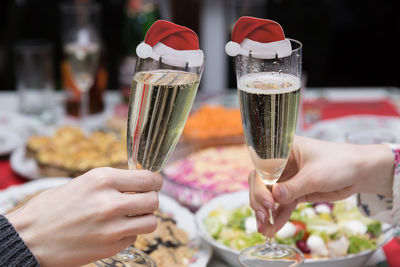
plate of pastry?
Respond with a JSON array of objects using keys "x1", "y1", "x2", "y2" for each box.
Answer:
[{"x1": 10, "y1": 126, "x2": 127, "y2": 179}]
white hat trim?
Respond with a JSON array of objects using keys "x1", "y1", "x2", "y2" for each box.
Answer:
[
  {"x1": 225, "y1": 38, "x2": 292, "y2": 59},
  {"x1": 136, "y1": 42, "x2": 204, "y2": 68}
]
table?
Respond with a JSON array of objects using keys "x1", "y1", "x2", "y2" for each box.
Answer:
[{"x1": 1, "y1": 87, "x2": 400, "y2": 267}]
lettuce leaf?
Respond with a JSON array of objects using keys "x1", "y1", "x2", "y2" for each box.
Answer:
[
  {"x1": 348, "y1": 235, "x2": 377, "y2": 254},
  {"x1": 367, "y1": 221, "x2": 382, "y2": 236}
]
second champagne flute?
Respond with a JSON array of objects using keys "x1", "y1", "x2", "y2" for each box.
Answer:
[
  {"x1": 125, "y1": 20, "x2": 204, "y2": 265},
  {"x1": 226, "y1": 17, "x2": 303, "y2": 266},
  {"x1": 61, "y1": 2, "x2": 101, "y2": 122}
]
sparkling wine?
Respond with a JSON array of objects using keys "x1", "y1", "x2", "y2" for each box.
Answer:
[
  {"x1": 238, "y1": 72, "x2": 301, "y2": 184},
  {"x1": 127, "y1": 70, "x2": 199, "y2": 172},
  {"x1": 64, "y1": 42, "x2": 100, "y2": 92}
]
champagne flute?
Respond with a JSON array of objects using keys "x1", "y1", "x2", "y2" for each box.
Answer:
[
  {"x1": 61, "y1": 2, "x2": 101, "y2": 122},
  {"x1": 125, "y1": 55, "x2": 203, "y2": 265},
  {"x1": 235, "y1": 39, "x2": 304, "y2": 267}
]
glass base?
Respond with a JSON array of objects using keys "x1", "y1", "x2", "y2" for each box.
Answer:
[
  {"x1": 94, "y1": 246, "x2": 156, "y2": 267},
  {"x1": 239, "y1": 243, "x2": 304, "y2": 267}
]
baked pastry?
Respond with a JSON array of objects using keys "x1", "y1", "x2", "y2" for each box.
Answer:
[
  {"x1": 83, "y1": 210, "x2": 195, "y2": 267},
  {"x1": 27, "y1": 126, "x2": 127, "y2": 178}
]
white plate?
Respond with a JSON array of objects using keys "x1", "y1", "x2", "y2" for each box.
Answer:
[
  {"x1": 0, "y1": 178, "x2": 212, "y2": 267},
  {"x1": 0, "y1": 127, "x2": 23, "y2": 156},
  {"x1": 10, "y1": 146, "x2": 40, "y2": 180},
  {"x1": 303, "y1": 115, "x2": 400, "y2": 142},
  {"x1": 195, "y1": 191, "x2": 391, "y2": 267}
]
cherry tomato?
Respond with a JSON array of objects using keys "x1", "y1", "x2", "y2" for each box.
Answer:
[{"x1": 291, "y1": 220, "x2": 309, "y2": 241}]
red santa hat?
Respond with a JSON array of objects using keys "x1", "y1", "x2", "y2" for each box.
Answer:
[
  {"x1": 225, "y1": 16, "x2": 292, "y2": 59},
  {"x1": 136, "y1": 20, "x2": 204, "y2": 68}
]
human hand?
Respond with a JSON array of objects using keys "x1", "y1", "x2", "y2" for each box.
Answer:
[
  {"x1": 6, "y1": 167, "x2": 163, "y2": 267},
  {"x1": 249, "y1": 136, "x2": 394, "y2": 237}
]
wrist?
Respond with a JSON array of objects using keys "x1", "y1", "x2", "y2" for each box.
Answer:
[
  {"x1": 356, "y1": 144, "x2": 394, "y2": 196},
  {"x1": 5, "y1": 209, "x2": 44, "y2": 264}
]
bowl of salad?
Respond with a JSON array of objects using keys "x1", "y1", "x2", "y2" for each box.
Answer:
[{"x1": 195, "y1": 191, "x2": 392, "y2": 267}]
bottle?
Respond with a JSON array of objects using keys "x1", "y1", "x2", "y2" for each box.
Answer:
[{"x1": 119, "y1": 0, "x2": 159, "y2": 102}]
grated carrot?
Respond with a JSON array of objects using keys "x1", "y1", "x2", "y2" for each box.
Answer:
[{"x1": 183, "y1": 105, "x2": 243, "y2": 140}]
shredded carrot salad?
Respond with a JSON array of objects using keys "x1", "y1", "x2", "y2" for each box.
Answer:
[{"x1": 183, "y1": 105, "x2": 243, "y2": 140}]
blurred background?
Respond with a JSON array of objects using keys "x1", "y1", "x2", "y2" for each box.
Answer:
[{"x1": 0, "y1": 0, "x2": 399, "y2": 97}]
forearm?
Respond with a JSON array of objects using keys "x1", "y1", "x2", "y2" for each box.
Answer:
[{"x1": 356, "y1": 144, "x2": 394, "y2": 197}]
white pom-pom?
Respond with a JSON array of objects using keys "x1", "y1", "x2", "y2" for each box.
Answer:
[
  {"x1": 136, "y1": 42, "x2": 153, "y2": 58},
  {"x1": 225, "y1": 41, "x2": 242, "y2": 57}
]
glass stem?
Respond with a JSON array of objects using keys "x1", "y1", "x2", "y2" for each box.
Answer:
[
  {"x1": 81, "y1": 90, "x2": 89, "y2": 119},
  {"x1": 80, "y1": 90, "x2": 90, "y2": 132}
]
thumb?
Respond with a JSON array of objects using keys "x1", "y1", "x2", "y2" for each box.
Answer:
[{"x1": 272, "y1": 168, "x2": 315, "y2": 204}]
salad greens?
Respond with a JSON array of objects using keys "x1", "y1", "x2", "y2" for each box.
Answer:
[
  {"x1": 204, "y1": 198, "x2": 383, "y2": 258},
  {"x1": 348, "y1": 236, "x2": 377, "y2": 254}
]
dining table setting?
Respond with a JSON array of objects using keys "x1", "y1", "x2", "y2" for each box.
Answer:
[{"x1": 1, "y1": 85, "x2": 400, "y2": 267}]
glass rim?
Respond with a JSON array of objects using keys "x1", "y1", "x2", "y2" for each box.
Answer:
[{"x1": 287, "y1": 38, "x2": 302, "y2": 53}]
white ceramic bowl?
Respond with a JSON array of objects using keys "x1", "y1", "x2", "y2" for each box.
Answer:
[{"x1": 195, "y1": 191, "x2": 392, "y2": 267}]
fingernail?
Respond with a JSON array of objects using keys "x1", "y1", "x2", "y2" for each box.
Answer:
[
  {"x1": 256, "y1": 210, "x2": 266, "y2": 223},
  {"x1": 276, "y1": 185, "x2": 287, "y2": 201}
]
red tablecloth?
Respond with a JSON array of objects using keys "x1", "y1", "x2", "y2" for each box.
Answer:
[
  {"x1": 302, "y1": 98, "x2": 400, "y2": 129},
  {"x1": 0, "y1": 160, "x2": 26, "y2": 190}
]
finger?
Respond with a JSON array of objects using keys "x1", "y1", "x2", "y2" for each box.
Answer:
[
  {"x1": 257, "y1": 202, "x2": 297, "y2": 238},
  {"x1": 297, "y1": 186, "x2": 355, "y2": 203},
  {"x1": 119, "y1": 214, "x2": 158, "y2": 237},
  {"x1": 119, "y1": 191, "x2": 159, "y2": 216},
  {"x1": 272, "y1": 168, "x2": 316, "y2": 204},
  {"x1": 118, "y1": 235, "x2": 137, "y2": 248},
  {"x1": 257, "y1": 218, "x2": 275, "y2": 238},
  {"x1": 249, "y1": 170, "x2": 273, "y2": 224},
  {"x1": 92, "y1": 168, "x2": 163, "y2": 192},
  {"x1": 273, "y1": 202, "x2": 298, "y2": 233}
]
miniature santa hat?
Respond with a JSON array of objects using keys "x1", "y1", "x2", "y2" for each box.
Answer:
[
  {"x1": 225, "y1": 16, "x2": 292, "y2": 59},
  {"x1": 136, "y1": 20, "x2": 204, "y2": 68}
]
